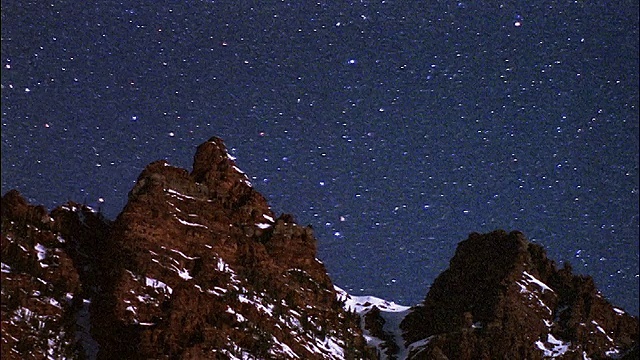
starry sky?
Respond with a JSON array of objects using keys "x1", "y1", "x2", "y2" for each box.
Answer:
[{"x1": 2, "y1": 0, "x2": 638, "y2": 314}]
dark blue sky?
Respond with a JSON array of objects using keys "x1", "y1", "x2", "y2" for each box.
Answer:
[{"x1": 2, "y1": 0, "x2": 638, "y2": 314}]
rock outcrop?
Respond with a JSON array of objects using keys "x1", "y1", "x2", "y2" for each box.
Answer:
[
  {"x1": 1, "y1": 190, "x2": 109, "y2": 359},
  {"x1": 399, "y1": 230, "x2": 639, "y2": 359},
  {"x1": 2, "y1": 136, "x2": 637, "y2": 359}
]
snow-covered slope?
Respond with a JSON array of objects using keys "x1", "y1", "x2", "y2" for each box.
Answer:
[{"x1": 336, "y1": 286, "x2": 411, "y2": 359}]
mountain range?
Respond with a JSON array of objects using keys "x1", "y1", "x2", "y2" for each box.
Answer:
[{"x1": 1, "y1": 136, "x2": 637, "y2": 359}]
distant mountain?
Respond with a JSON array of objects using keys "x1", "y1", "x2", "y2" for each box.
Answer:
[{"x1": 2, "y1": 136, "x2": 637, "y2": 359}]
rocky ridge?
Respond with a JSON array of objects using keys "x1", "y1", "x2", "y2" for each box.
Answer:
[
  {"x1": 1, "y1": 136, "x2": 637, "y2": 359},
  {"x1": 2, "y1": 137, "x2": 371, "y2": 359}
]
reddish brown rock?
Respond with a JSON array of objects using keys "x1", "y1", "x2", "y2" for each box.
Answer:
[
  {"x1": 2, "y1": 137, "x2": 373, "y2": 359},
  {"x1": 400, "y1": 230, "x2": 639, "y2": 359},
  {"x1": 71, "y1": 137, "x2": 370, "y2": 359},
  {"x1": 1, "y1": 190, "x2": 109, "y2": 359}
]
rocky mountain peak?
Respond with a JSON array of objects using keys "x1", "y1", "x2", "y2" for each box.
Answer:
[
  {"x1": 3, "y1": 137, "x2": 373, "y2": 359},
  {"x1": 190, "y1": 136, "x2": 259, "y2": 208},
  {"x1": 398, "y1": 230, "x2": 639, "y2": 359},
  {"x1": 191, "y1": 136, "x2": 234, "y2": 181}
]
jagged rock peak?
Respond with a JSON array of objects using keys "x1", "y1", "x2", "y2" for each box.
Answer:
[
  {"x1": 400, "y1": 230, "x2": 639, "y2": 360},
  {"x1": 3, "y1": 140, "x2": 375, "y2": 359},
  {"x1": 72, "y1": 136, "x2": 371, "y2": 359},
  {"x1": 191, "y1": 136, "x2": 240, "y2": 183},
  {"x1": 126, "y1": 136, "x2": 268, "y2": 227}
]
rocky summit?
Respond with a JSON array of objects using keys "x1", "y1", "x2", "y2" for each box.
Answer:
[
  {"x1": 399, "y1": 230, "x2": 639, "y2": 360},
  {"x1": 1, "y1": 136, "x2": 638, "y2": 359}
]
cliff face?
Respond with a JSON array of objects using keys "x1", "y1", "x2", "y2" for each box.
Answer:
[
  {"x1": 1, "y1": 136, "x2": 638, "y2": 360},
  {"x1": 399, "y1": 230, "x2": 639, "y2": 359}
]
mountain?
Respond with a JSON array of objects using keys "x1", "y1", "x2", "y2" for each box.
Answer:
[
  {"x1": 399, "y1": 230, "x2": 639, "y2": 359},
  {"x1": 1, "y1": 136, "x2": 637, "y2": 359}
]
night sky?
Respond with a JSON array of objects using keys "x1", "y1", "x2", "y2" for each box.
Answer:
[{"x1": 2, "y1": 1, "x2": 638, "y2": 314}]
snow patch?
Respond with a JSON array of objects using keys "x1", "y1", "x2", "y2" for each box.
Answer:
[
  {"x1": 226, "y1": 306, "x2": 247, "y2": 322},
  {"x1": 48, "y1": 297, "x2": 62, "y2": 308},
  {"x1": 145, "y1": 277, "x2": 173, "y2": 295},
  {"x1": 170, "y1": 264, "x2": 193, "y2": 280},
  {"x1": 605, "y1": 348, "x2": 622, "y2": 357},
  {"x1": 163, "y1": 247, "x2": 200, "y2": 260},
  {"x1": 173, "y1": 214, "x2": 208, "y2": 229},
  {"x1": 516, "y1": 272, "x2": 554, "y2": 315},
  {"x1": 213, "y1": 257, "x2": 242, "y2": 289},
  {"x1": 207, "y1": 286, "x2": 228, "y2": 296},
  {"x1": 270, "y1": 335, "x2": 300, "y2": 358},
  {"x1": 11, "y1": 307, "x2": 34, "y2": 322},
  {"x1": 216, "y1": 258, "x2": 234, "y2": 274},
  {"x1": 613, "y1": 307, "x2": 625, "y2": 315},
  {"x1": 165, "y1": 188, "x2": 213, "y2": 202},
  {"x1": 336, "y1": 286, "x2": 410, "y2": 313},
  {"x1": 136, "y1": 294, "x2": 154, "y2": 303},
  {"x1": 35, "y1": 243, "x2": 48, "y2": 261},
  {"x1": 523, "y1": 271, "x2": 554, "y2": 293},
  {"x1": 592, "y1": 320, "x2": 614, "y2": 343},
  {"x1": 61, "y1": 204, "x2": 79, "y2": 212},
  {"x1": 216, "y1": 258, "x2": 228, "y2": 272},
  {"x1": 166, "y1": 188, "x2": 197, "y2": 200},
  {"x1": 535, "y1": 333, "x2": 570, "y2": 357},
  {"x1": 593, "y1": 320, "x2": 607, "y2": 334},
  {"x1": 300, "y1": 335, "x2": 345, "y2": 359}
]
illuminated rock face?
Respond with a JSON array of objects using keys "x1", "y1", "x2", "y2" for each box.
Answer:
[
  {"x1": 1, "y1": 137, "x2": 372, "y2": 360},
  {"x1": 1, "y1": 137, "x2": 637, "y2": 360},
  {"x1": 399, "y1": 230, "x2": 639, "y2": 360}
]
